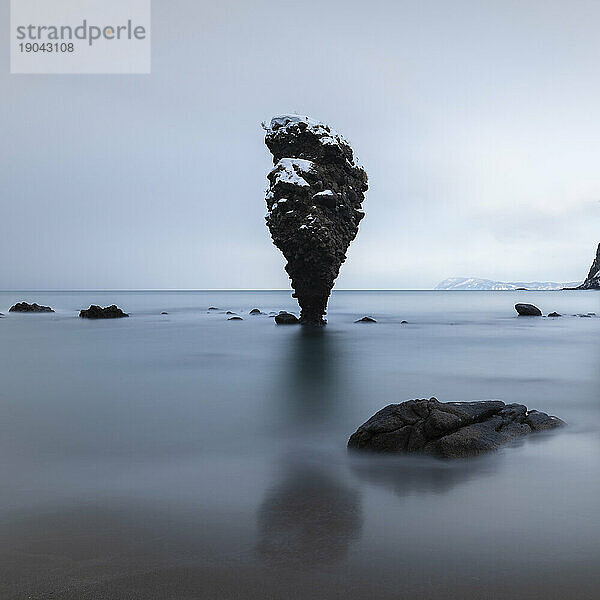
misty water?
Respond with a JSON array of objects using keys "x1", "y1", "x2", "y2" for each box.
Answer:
[{"x1": 0, "y1": 290, "x2": 598, "y2": 599}]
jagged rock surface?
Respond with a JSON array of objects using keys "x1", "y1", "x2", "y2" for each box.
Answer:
[
  {"x1": 348, "y1": 398, "x2": 564, "y2": 459},
  {"x1": 9, "y1": 302, "x2": 54, "y2": 313},
  {"x1": 79, "y1": 305, "x2": 129, "y2": 319},
  {"x1": 578, "y1": 243, "x2": 600, "y2": 289},
  {"x1": 263, "y1": 115, "x2": 368, "y2": 325}
]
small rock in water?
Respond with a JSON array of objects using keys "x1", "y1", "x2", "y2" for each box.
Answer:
[
  {"x1": 355, "y1": 316, "x2": 376, "y2": 323},
  {"x1": 274, "y1": 311, "x2": 299, "y2": 325},
  {"x1": 208, "y1": 307, "x2": 219, "y2": 311},
  {"x1": 226, "y1": 311, "x2": 236, "y2": 315},
  {"x1": 249, "y1": 308, "x2": 262, "y2": 315},
  {"x1": 161, "y1": 312, "x2": 168, "y2": 315},
  {"x1": 401, "y1": 320, "x2": 408, "y2": 324},
  {"x1": 79, "y1": 305, "x2": 129, "y2": 319},
  {"x1": 228, "y1": 316, "x2": 243, "y2": 321},
  {"x1": 9, "y1": 302, "x2": 54, "y2": 313},
  {"x1": 515, "y1": 303, "x2": 542, "y2": 316},
  {"x1": 547, "y1": 312, "x2": 562, "y2": 317},
  {"x1": 348, "y1": 397, "x2": 564, "y2": 459}
]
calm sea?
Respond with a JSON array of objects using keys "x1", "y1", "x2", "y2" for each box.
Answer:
[{"x1": 0, "y1": 290, "x2": 599, "y2": 599}]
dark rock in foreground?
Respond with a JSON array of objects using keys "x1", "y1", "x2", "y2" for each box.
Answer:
[
  {"x1": 263, "y1": 115, "x2": 368, "y2": 325},
  {"x1": 79, "y1": 305, "x2": 129, "y2": 319},
  {"x1": 348, "y1": 397, "x2": 564, "y2": 459},
  {"x1": 9, "y1": 302, "x2": 54, "y2": 313},
  {"x1": 355, "y1": 316, "x2": 376, "y2": 323},
  {"x1": 577, "y1": 243, "x2": 600, "y2": 289},
  {"x1": 515, "y1": 303, "x2": 542, "y2": 316},
  {"x1": 274, "y1": 311, "x2": 299, "y2": 325}
]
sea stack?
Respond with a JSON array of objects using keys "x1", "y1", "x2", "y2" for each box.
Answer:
[
  {"x1": 578, "y1": 243, "x2": 600, "y2": 289},
  {"x1": 263, "y1": 115, "x2": 368, "y2": 325}
]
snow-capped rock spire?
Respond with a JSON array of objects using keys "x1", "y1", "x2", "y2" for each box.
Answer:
[{"x1": 263, "y1": 114, "x2": 368, "y2": 325}]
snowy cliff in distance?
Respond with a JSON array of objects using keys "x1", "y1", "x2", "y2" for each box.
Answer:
[
  {"x1": 576, "y1": 243, "x2": 600, "y2": 289},
  {"x1": 435, "y1": 277, "x2": 581, "y2": 291}
]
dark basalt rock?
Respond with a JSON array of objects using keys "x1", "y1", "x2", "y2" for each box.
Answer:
[
  {"x1": 515, "y1": 303, "x2": 542, "y2": 316},
  {"x1": 79, "y1": 305, "x2": 129, "y2": 319},
  {"x1": 249, "y1": 308, "x2": 262, "y2": 315},
  {"x1": 348, "y1": 397, "x2": 564, "y2": 459},
  {"x1": 228, "y1": 316, "x2": 243, "y2": 321},
  {"x1": 9, "y1": 302, "x2": 54, "y2": 313},
  {"x1": 577, "y1": 243, "x2": 600, "y2": 289},
  {"x1": 263, "y1": 115, "x2": 368, "y2": 326},
  {"x1": 274, "y1": 311, "x2": 299, "y2": 325},
  {"x1": 547, "y1": 312, "x2": 562, "y2": 317},
  {"x1": 355, "y1": 316, "x2": 376, "y2": 323}
]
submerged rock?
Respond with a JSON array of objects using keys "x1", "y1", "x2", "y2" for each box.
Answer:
[
  {"x1": 348, "y1": 397, "x2": 564, "y2": 459},
  {"x1": 263, "y1": 115, "x2": 368, "y2": 325},
  {"x1": 577, "y1": 243, "x2": 600, "y2": 289},
  {"x1": 355, "y1": 316, "x2": 376, "y2": 323},
  {"x1": 9, "y1": 302, "x2": 54, "y2": 313},
  {"x1": 274, "y1": 311, "x2": 299, "y2": 325},
  {"x1": 547, "y1": 312, "x2": 562, "y2": 317},
  {"x1": 208, "y1": 307, "x2": 219, "y2": 311},
  {"x1": 79, "y1": 305, "x2": 129, "y2": 319},
  {"x1": 249, "y1": 308, "x2": 262, "y2": 315},
  {"x1": 161, "y1": 312, "x2": 168, "y2": 315},
  {"x1": 515, "y1": 303, "x2": 542, "y2": 316},
  {"x1": 228, "y1": 316, "x2": 243, "y2": 321}
]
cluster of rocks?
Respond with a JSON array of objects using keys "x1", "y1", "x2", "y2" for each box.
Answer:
[
  {"x1": 79, "y1": 305, "x2": 129, "y2": 319},
  {"x1": 9, "y1": 302, "x2": 54, "y2": 313},
  {"x1": 263, "y1": 115, "x2": 368, "y2": 326},
  {"x1": 515, "y1": 303, "x2": 596, "y2": 318},
  {"x1": 348, "y1": 397, "x2": 564, "y2": 459}
]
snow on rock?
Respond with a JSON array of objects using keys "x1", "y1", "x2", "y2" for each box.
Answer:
[
  {"x1": 270, "y1": 158, "x2": 314, "y2": 188},
  {"x1": 263, "y1": 114, "x2": 362, "y2": 169}
]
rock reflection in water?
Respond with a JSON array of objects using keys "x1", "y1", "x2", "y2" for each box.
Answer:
[
  {"x1": 257, "y1": 459, "x2": 362, "y2": 565},
  {"x1": 351, "y1": 453, "x2": 498, "y2": 497}
]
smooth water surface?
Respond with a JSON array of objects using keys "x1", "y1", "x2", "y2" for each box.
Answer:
[{"x1": 0, "y1": 290, "x2": 598, "y2": 599}]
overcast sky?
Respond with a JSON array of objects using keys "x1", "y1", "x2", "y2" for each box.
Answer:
[{"x1": 1, "y1": 0, "x2": 598, "y2": 289}]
